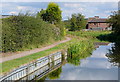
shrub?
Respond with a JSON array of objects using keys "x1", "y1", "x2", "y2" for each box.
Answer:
[
  {"x1": 2, "y1": 14, "x2": 64, "y2": 52},
  {"x1": 55, "y1": 22, "x2": 66, "y2": 40}
]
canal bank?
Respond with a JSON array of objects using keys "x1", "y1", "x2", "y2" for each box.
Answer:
[
  {"x1": 1, "y1": 31, "x2": 113, "y2": 79},
  {"x1": 1, "y1": 42, "x2": 118, "y2": 81}
]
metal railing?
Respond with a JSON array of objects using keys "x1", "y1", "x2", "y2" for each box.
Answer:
[
  {"x1": 0, "y1": 51, "x2": 62, "y2": 81},
  {"x1": 20, "y1": 58, "x2": 62, "y2": 81}
]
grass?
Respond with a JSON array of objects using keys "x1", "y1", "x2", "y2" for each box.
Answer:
[
  {"x1": 67, "y1": 40, "x2": 94, "y2": 66},
  {"x1": 1, "y1": 30, "x2": 112, "y2": 75},
  {"x1": 67, "y1": 30, "x2": 112, "y2": 42},
  {"x1": 1, "y1": 38, "x2": 79, "y2": 74}
]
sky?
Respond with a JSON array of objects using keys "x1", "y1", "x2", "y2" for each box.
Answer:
[{"x1": 1, "y1": 2, "x2": 119, "y2": 20}]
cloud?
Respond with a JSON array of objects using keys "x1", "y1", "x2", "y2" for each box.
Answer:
[
  {"x1": 60, "y1": 63, "x2": 118, "y2": 80},
  {"x1": 63, "y1": 2, "x2": 118, "y2": 19},
  {"x1": 104, "y1": 10, "x2": 111, "y2": 14},
  {"x1": 17, "y1": 6, "x2": 27, "y2": 10},
  {"x1": 1, "y1": 2, "x2": 118, "y2": 19},
  {"x1": 64, "y1": 3, "x2": 81, "y2": 8},
  {"x1": 2, "y1": 0, "x2": 119, "y2": 2},
  {"x1": 2, "y1": 2, "x2": 40, "y2": 15},
  {"x1": 9, "y1": 11, "x2": 18, "y2": 14}
]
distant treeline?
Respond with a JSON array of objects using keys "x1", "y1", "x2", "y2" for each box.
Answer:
[{"x1": 2, "y1": 14, "x2": 65, "y2": 52}]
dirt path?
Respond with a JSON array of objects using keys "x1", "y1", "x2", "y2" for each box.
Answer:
[{"x1": 0, "y1": 37, "x2": 71, "y2": 63}]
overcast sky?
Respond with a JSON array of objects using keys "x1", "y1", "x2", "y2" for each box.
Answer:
[{"x1": 1, "y1": 2, "x2": 118, "y2": 20}]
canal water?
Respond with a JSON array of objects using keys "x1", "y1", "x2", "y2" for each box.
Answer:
[
  {"x1": 48, "y1": 43, "x2": 118, "y2": 80},
  {"x1": 22, "y1": 43, "x2": 119, "y2": 80}
]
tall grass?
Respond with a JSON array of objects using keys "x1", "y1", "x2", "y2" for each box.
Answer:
[{"x1": 67, "y1": 40, "x2": 94, "y2": 66}]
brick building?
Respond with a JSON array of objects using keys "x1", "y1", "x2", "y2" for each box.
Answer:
[{"x1": 86, "y1": 16, "x2": 112, "y2": 30}]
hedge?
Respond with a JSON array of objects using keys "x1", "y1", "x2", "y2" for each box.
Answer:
[{"x1": 2, "y1": 14, "x2": 64, "y2": 52}]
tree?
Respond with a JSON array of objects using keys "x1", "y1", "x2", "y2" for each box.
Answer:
[
  {"x1": 108, "y1": 11, "x2": 120, "y2": 35},
  {"x1": 106, "y1": 41, "x2": 120, "y2": 67},
  {"x1": 37, "y1": 9, "x2": 46, "y2": 21},
  {"x1": 69, "y1": 13, "x2": 87, "y2": 31},
  {"x1": 37, "y1": 2, "x2": 62, "y2": 24},
  {"x1": 76, "y1": 14, "x2": 87, "y2": 29},
  {"x1": 70, "y1": 14, "x2": 78, "y2": 31},
  {"x1": 46, "y1": 2, "x2": 62, "y2": 24},
  {"x1": 106, "y1": 10, "x2": 120, "y2": 67},
  {"x1": 36, "y1": 3, "x2": 65, "y2": 39}
]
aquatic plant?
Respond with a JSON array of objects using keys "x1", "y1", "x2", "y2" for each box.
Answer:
[{"x1": 67, "y1": 40, "x2": 94, "y2": 66}]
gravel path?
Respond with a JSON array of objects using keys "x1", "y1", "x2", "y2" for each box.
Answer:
[{"x1": 0, "y1": 37, "x2": 71, "y2": 63}]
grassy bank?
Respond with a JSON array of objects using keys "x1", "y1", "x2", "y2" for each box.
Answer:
[
  {"x1": 0, "y1": 38, "x2": 79, "y2": 74},
  {"x1": 1, "y1": 30, "x2": 111, "y2": 74},
  {"x1": 67, "y1": 31, "x2": 112, "y2": 42}
]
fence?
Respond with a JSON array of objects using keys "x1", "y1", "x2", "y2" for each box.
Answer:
[
  {"x1": 20, "y1": 58, "x2": 62, "y2": 81},
  {"x1": 0, "y1": 51, "x2": 63, "y2": 81}
]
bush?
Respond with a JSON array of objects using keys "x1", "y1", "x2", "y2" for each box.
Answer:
[
  {"x1": 55, "y1": 22, "x2": 66, "y2": 39},
  {"x1": 2, "y1": 14, "x2": 64, "y2": 52}
]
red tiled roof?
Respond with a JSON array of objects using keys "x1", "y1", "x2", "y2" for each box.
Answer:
[{"x1": 88, "y1": 18, "x2": 108, "y2": 23}]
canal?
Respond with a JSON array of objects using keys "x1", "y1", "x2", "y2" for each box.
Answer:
[
  {"x1": 1, "y1": 42, "x2": 119, "y2": 81},
  {"x1": 24, "y1": 43, "x2": 119, "y2": 81}
]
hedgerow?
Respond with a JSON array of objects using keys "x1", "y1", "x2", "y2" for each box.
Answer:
[{"x1": 2, "y1": 14, "x2": 64, "y2": 52}]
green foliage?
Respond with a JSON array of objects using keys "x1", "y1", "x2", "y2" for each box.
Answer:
[
  {"x1": 46, "y1": 2, "x2": 62, "y2": 24},
  {"x1": 37, "y1": 2, "x2": 62, "y2": 24},
  {"x1": 65, "y1": 13, "x2": 87, "y2": 31},
  {"x1": 67, "y1": 40, "x2": 94, "y2": 66},
  {"x1": 96, "y1": 32, "x2": 117, "y2": 42},
  {"x1": 108, "y1": 11, "x2": 120, "y2": 35},
  {"x1": 99, "y1": 11, "x2": 120, "y2": 66},
  {"x1": 70, "y1": 14, "x2": 78, "y2": 31},
  {"x1": 55, "y1": 22, "x2": 66, "y2": 39},
  {"x1": 2, "y1": 14, "x2": 63, "y2": 52},
  {"x1": 106, "y1": 41, "x2": 120, "y2": 66},
  {"x1": 1, "y1": 30, "x2": 110, "y2": 74},
  {"x1": 48, "y1": 67, "x2": 62, "y2": 79},
  {"x1": 36, "y1": 3, "x2": 65, "y2": 40},
  {"x1": 37, "y1": 9, "x2": 46, "y2": 21},
  {"x1": 68, "y1": 31, "x2": 111, "y2": 41},
  {"x1": 63, "y1": 20, "x2": 71, "y2": 29}
]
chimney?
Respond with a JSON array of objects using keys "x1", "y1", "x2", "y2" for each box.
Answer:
[{"x1": 94, "y1": 16, "x2": 99, "y2": 19}]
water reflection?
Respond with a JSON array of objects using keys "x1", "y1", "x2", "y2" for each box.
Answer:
[
  {"x1": 47, "y1": 67, "x2": 62, "y2": 79},
  {"x1": 44, "y1": 43, "x2": 118, "y2": 80},
  {"x1": 38, "y1": 67, "x2": 62, "y2": 81},
  {"x1": 106, "y1": 42, "x2": 120, "y2": 67},
  {"x1": 67, "y1": 47, "x2": 92, "y2": 66},
  {"x1": 67, "y1": 54, "x2": 80, "y2": 66},
  {"x1": 57, "y1": 43, "x2": 118, "y2": 80}
]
